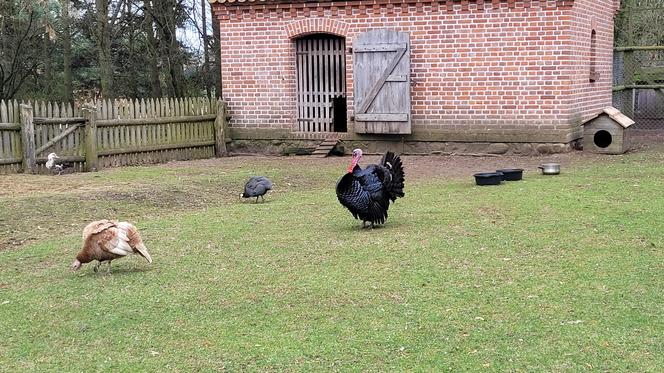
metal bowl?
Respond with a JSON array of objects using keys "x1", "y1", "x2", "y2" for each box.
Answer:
[{"x1": 538, "y1": 163, "x2": 560, "y2": 175}]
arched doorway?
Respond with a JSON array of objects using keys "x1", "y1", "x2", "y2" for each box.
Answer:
[{"x1": 295, "y1": 34, "x2": 347, "y2": 133}]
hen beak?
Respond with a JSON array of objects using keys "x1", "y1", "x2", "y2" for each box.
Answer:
[{"x1": 71, "y1": 259, "x2": 81, "y2": 271}]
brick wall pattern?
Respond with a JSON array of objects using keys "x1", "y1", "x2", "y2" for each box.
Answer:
[{"x1": 212, "y1": 0, "x2": 619, "y2": 142}]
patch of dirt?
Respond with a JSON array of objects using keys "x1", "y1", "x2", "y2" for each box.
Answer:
[
  {"x1": 160, "y1": 136, "x2": 663, "y2": 181},
  {"x1": 1, "y1": 136, "x2": 661, "y2": 252},
  {"x1": 157, "y1": 151, "x2": 568, "y2": 181},
  {"x1": 81, "y1": 188, "x2": 214, "y2": 209},
  {"x1": 2, "y1": 136, "x2": 660, "y2": 199}
]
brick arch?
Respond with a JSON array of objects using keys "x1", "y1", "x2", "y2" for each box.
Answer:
[{"x1": 285, "y1": 18, "x2": 349, "y2": 39}]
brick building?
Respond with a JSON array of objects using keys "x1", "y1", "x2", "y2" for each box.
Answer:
[{"x1": 210, "y1": 0, "x2": 620, "y2": 155}]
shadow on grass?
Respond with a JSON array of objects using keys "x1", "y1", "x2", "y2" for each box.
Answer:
[
  {"x1": 332, "y1": 220, "x2": 405, "y2": 233},
  {"x1": 237, "y1": 199, "x2": 274, "y2": 204},
  {"x1": 72, "y1": 265, "x2": 153, "y2": 277}
]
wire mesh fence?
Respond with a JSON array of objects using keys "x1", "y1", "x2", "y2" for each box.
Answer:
[
  {"x1": 613, "y1": 1, "x2": 664, "y2": 132},
  {"x1": 613, "y1": 49, "x2": 664, "y2": 131}
]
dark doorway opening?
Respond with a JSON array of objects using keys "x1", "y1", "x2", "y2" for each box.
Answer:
[
  {"x1": 295, "y1": 34, "x2": 347, "y2": 132},
  {"x1": 332, "y1": 96, "x2": 347, "y2": 132}
]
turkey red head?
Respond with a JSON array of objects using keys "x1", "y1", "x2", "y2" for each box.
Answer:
[{"x1": 348, "y1": 148, "x2": 363, "y2": 173}]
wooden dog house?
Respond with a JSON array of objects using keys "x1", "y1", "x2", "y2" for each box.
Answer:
[{"x1": 582, "y1": 107, "x2": 635, "y2": 154}]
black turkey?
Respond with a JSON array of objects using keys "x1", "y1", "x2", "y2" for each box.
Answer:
[
  {"x1": 45, "y1": 152, "x2": 74, "y2": 175},
  {"x1": 336, "y1": 149, "x2": 405, "y2": 228},
  {"x1": 240, "y1": 176, "x2": 273, "y2": 203}
]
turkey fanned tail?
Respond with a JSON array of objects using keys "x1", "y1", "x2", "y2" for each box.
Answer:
[{"x1": 380, "y1": 151, "x2": 405, "y2": 201}]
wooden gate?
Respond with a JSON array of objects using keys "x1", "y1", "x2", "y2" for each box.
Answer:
[
  {"x1": 353, "y1": 29, "x2": 411, "y2": 134},
  {"x1": 295, "y1": 34, "x2": 347, "y2": 132},
  {"x1": 0, "y1": 98, "x2": 225, "y2": 174}
]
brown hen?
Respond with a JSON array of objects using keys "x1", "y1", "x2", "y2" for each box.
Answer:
[{"x1": 71, "y1": 220, "x2": 153, "y2": 273}]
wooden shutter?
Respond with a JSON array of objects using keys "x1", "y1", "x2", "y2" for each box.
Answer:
[{"x1": 353, "y1": 29, "x2": 411, "y2": 134}]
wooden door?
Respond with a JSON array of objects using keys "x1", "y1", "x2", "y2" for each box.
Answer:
[
  {"x1": 353, "y1": 29, "x2": 411, "y2": 134},
  {"x1": 295, "y1": 35, "x2": 346, "y2": 132}
]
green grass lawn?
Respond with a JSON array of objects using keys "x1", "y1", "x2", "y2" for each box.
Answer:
[{"x1": 1, "y1": 148, "x2": 663, "y2": 371}]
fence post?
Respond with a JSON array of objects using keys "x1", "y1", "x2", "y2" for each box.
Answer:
[
  {"x1": 623, "y1": 3, "x2": 636, "y2": 119},
  {"x1": 20, "y1": 104, "x2": 36, "y2": 174},
  {"x1": 82, "y1": 104, "x2": 98, "y2": 171},
  {"x1": 623, "y1": 50, "x2": 636, "y2": 119},
  {"x1": 214, "y1": 100, "x2": 228, "y2": 157}
]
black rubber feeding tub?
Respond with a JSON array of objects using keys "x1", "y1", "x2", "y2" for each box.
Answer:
[
  {"x1": 496, "y1": 168, "x2": 524, "y2": 181},
  {"x1": 474, "y1": 172, "x2": 503, "y2": 186}
]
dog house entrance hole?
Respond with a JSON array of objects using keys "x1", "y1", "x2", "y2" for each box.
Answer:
[{"x1": 593, "y1": 130, "x2": 612, "y2": 148}]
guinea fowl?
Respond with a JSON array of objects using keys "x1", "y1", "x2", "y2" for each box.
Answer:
[
  {"x1": 336, "y1": 149, "x2": 405, "y2": 228},
  {"x1": 45, "y1": 152, "x2": 74, "y2": 175},
  {"x1": 240, "y1": 176, "x2": 273, "y2": 203},
  {"x1": 71, "y1": 220, "x2": 153, "y2": 273}
]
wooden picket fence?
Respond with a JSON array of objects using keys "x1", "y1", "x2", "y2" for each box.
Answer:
[{"x1": 0, "y1": 97, "x2": 228, "y2": 175}]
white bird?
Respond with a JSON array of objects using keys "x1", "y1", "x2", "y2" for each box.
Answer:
[
  {"x1": 45, "y1": 152, "x2": 74, "y2": 175},
  {"x1": 71, "y1": 220, "x2": 153, "y2": 273}
]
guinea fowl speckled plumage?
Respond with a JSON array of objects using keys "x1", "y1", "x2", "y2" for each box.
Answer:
[
  {"x1": 71, "y1": 220, "x2": 152, "y2": 273},
  {"x1": 336, "y1": 149, "x2": 405, "y2": 228},
  {"x1": 240, "y1": 176, "x2": 273, "y2": 203}
]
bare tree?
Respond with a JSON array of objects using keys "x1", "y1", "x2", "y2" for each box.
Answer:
[
  {"x1": 2, "y1": 0, "x2": 217, "y2": 100},
  {"x1": 61, "y1": 0, "x2": 73, "y2": 102},
  {"x1": 182, "y1": 0, "x2": 222, "y2": 98},
  {"x1": 143, "y1": 0, "x2": 162, "y2": 97},
  {"x1": 0, "y1": 1, "x2": 51, "y2": 99},
  {"x1": 150, "y1": 0, "x2": 185, "y2": 97},
  {"x1": 210, "y1": 8, "x2": 221, "y2": 97},
  {"x1": 201, "y1": 0, "x2": 211, "y2": 97},
  {"x1": 95, "y1": 0, "x2": 113, "y2": 97},
  {"x1": 94, "y1": 0, "x2": 126, "y2": 98}
]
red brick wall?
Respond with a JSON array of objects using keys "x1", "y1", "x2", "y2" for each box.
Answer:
[
  {"x1": 212, "y1": 0, "x2": 618, "y2": 143},
  {"x1": 568, "y1": 0, "x2": 617, "y2": 127}
]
